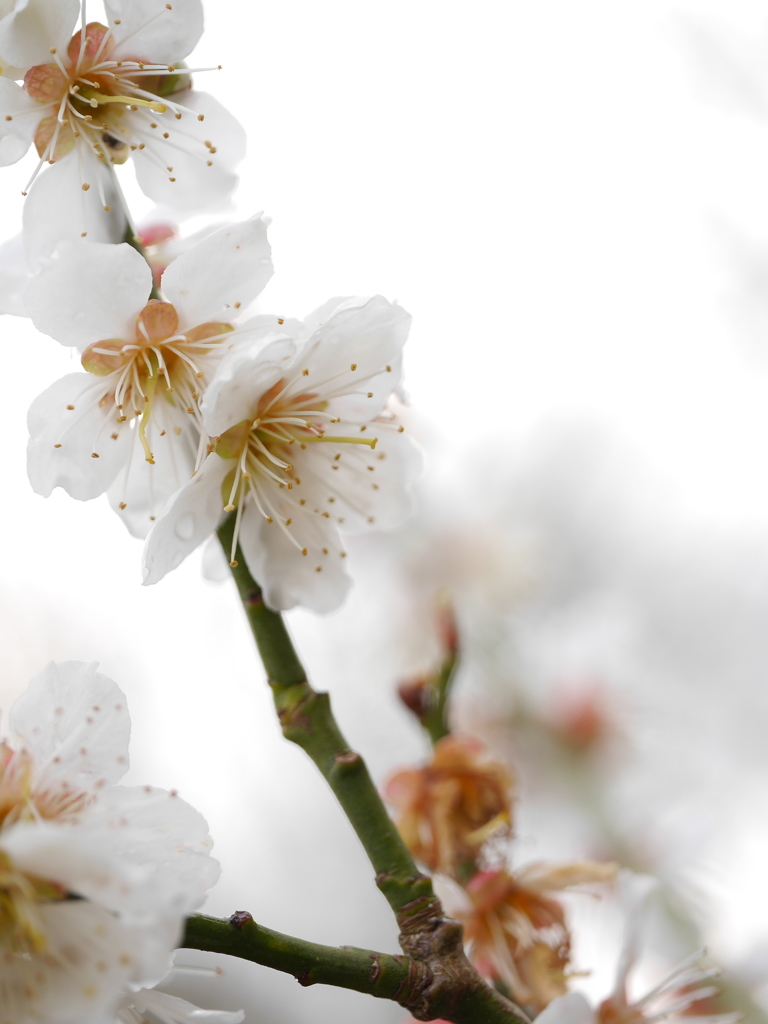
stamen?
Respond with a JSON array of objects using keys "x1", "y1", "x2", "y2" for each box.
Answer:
[{"x1": 300, "y1": 435, "x2": 378, "y2": 448}]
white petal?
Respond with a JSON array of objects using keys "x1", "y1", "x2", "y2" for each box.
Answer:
[
  {"x1": 27, "y1": 373, "x2": 133, "y2": 499},
  {"x1": 299, "y1": 295, "x2": 349, "y2": 337},
  {"x1": 10, "y1": 660, "x2": 131, "y2": 786},
  {"x1": 142, "y1": 452, "x2": 231, "y2": 585},
  {"x1": 201, "y1": 533, "x2": 230, "y2": 581},
  {"x1": 0, "y1": 900, "x2": 152, "y2": 1024},
  {"x1": 130, "y1": 989, "x2": 245, "y2": 1024},
  {"x1": 289, "y1": 422, "x2": 421, "y2": 534},
  {"x1": 0, "y1": 230, "x2": 29, "y2": 314},
  {"x1": 25, "y1": 240, "x2": 151, "y2": 348},
  {"x1": 161, "y1": 215, "x2": 273, "y2": 328},
  {"x1": 239, "y1": 500, "x2": 352, "y2": 613},
  {"x1": 23, "y1": 159, "x2": 127, "y2": 271},
  {"x1": 201, "y1": 334, "x2": 295, "y2": 437},
  {"x1": 534, "y1": 993, "x2": 595, "y2": 1024},
  {"x1": 132, "y1": 92, "x2": 244, "y2": 211},
  {"x1": 108, "y1": 0, "x2": 203, "y2": 63},
  {"x1": 81, "y1": 784, "x2": 219, "y2": 914},
  {"x1": 0, "y1": 75, "x2": 38, "y2": 164},
  {"x1": 0, "y1": 821, "x2": 152, "y2": 918},
  {"x1": 300, "y1": 295, "x2": 411, "y2": 420},
  {"x1": 0, "y1": 0, "x2": 78, "y2": 71},
  {"x1": 107, "y1": 409, "x2": 199, "y2": 539}
]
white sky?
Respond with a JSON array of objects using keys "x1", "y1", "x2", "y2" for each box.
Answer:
[{"x1": 2, "y1": 2, "x2": 768, "y2": 1021}]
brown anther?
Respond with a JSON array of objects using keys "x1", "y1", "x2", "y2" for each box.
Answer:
[
  {"x1": 66, "y1": 404, "x2": 75, "y2": 411},
  {"x1": 53, "y1": 443, "x2": 62, "y2": 448},
  {"x1": 119, "y1": 502, "x2": 127, "y2": 510},
  {"x1": 197, "y1": 113, "x2": 205, "y2": 121},
  {"x1": 350, "y1": 363, "x2": 358, "y2": 370}
]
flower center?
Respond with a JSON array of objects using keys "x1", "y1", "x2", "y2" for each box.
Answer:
[
  {"x1": 0, "y1": 741, "x2": 90, "y2": 828},
  {"x1": 214, "y1": 374, "x2": 379, "y2": 565},
  {"x1": 0, "y1": 851, "x2": 66, "y2": 954},
  {"x1": 0, "y1": 743, "x2": 82, "y2": 953},
  {"x1": 16, "y1": 11, "x2": 221, "y2": 201},
  {"x1": 80, "y1": 301, "x2": 233, "y2": 464}
]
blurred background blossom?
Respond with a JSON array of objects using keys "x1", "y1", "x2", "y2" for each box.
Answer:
[{"x1": 4, "y1": 0, "x2": 768, "y2": 1021}]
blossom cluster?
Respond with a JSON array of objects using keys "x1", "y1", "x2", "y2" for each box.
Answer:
[
  {"x1": 0, "y1": 0, "x2": 421, "y2": 1015},
  {"x1": 0, "y1": 660, "x2": 233, "y2": 1023}
]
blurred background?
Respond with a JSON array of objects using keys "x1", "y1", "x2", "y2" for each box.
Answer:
[{"x1": 3, "y1": 0, "x2": 768, "y2": 1020}]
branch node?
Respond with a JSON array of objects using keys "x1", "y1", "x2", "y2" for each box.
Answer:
[
  {"x1": 334, "y1": 749, "x2": 362, "y2": 768},
  {"x1": 229, "y1": 910, "x2": 253, "y2": 930},
  {"x1": 296, "y1": 971, "x2": 314, "y2": 987},
  {"x1": 369, "y1": 953, "x2": 382, "y2": 982}
]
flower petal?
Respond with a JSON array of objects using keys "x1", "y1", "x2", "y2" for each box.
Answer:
[
  {"x1": 238, "y1": 500, "x2": 352, "y2": 613},
  {"x1": 27, "y1": 372, "x2": 133, "y2": 499},
  {"x1": 534, "y1": 993, "x2": 595, "y2": 1024},
  {"x1": 300, "y1": 296, "x2": 411, "y2": 421},
  {"x1": 25, "y1": 239, "x2": 151, "y2": 348},
  {"x1": 81, "y1": 784, "x2": 219, "y2": 914},
  {"x1": 10, "y1": 660, "x2": 131, "y2": 786},
  {"x1": 0, "y1": 230, "x2": 28, "y2": 314},
  {"x1": 107, "y1": 0, "x2": 203, "y2": 63},
  {"x1": 22, "y1": 159, "x2": 126, "y2": 271},
  {"x1": 108, "y1": 410, "x2": 199, "y2": 539},
  {"x1": 161, "y1": 215, "x2": 273, "y2": 328},
  {"x1": 0, "y1": 898, "x2": 158, "y2": 1024},
  {"x1": 201, "y1": 333, "x2": 295, "y2": 438},
  {"x1": 289, "y1": 421, "x2": 421, "y2": 534},
  {"x1": 515, "y1": 859, "x2": 619, "y2": 893},
  {"x1": 142, "y1": 452, "x2": 231, "y2": 585},
  {"x1": 0, "y1": 75, "x2": 38, "y2": 164},
  {"x1": 132, "y1": 91, "x2": 244, "y2": 211},
  {"x1": 131, "y1": 989, "x2": 245, "y2": 1024},
  {"x1": 0, "y1": 0, "x2": 79, "y2": 70}
]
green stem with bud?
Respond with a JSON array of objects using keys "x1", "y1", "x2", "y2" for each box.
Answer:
[
  {"x1": 216, "y1": 513, "x2": 530, "y2": 1024},
  {"x1": 183, "y1": 913, "x2": 411, "y2": 1002},
  {"x1": 216, "y1": 513, "x2": 436, "y2": 920},
  {"x1": 423, "y1": 649, "x2": 459, "y2": 746}
]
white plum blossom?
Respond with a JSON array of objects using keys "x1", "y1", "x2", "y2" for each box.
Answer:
[
  {"x1": 0, "y1": 660, "x2": 220, "y2": 1024},
  {"x1": 26, "y1": 215, "x2": 273, "y2": 537},
  {"x1": 535, "y1": 873, "x2": 742, "y2": 1024},
  {"x1": 0, "y1": 0, "x2": 244, "y2": 246},
  {"x1": 143, "y1": 295, "x2": 421, "y2": 612}
]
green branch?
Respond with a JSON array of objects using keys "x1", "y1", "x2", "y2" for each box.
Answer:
[
  {"x1": 216, "y1": 515, "x2": 530, "y2": 1024},
  {"x1": 217, "y1": 514, "x2": 438, "y2": 923},
  {"x1": 184, "y1": 914, "x2": 530, "y2": 1024},
  {"x1": 183, "y1": 913, "x2": 411, "y2": 1001}
]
